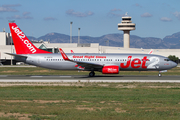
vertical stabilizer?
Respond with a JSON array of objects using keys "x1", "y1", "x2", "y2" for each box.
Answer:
[{"x1": 9, "y1": 22, "x2": 51, "y2": 54}]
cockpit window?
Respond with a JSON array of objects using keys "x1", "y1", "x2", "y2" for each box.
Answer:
[{"x1": 164, "y1": 59, "x2": 170, "y2": 61}]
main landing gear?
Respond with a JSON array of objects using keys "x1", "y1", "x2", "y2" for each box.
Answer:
[{"x1": 89, "y1": 71, "x2": 95, "y2": 77}]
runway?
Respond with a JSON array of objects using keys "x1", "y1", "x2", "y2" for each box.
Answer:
[{"x1": 0, "y1": 75, "x2": 180, "y2": 83}]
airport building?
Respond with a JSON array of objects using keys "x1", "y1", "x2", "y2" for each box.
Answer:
[{"x1": 0, "y1": 15, "x2": 180, "y2": 65}]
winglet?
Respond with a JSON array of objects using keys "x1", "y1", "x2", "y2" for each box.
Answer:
[{"x1": 59, "y1": 48, "x2": 70, "y2": 61}]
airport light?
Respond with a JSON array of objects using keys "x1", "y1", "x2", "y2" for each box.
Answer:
[
  {"x1": 11, "y1": 33, "x2": 12, "y2": 65},
  {"x1": 70, "y1": 22, "x2": 73, "y2": 43},
  {"x1": 8, "y1": 20, "x2": 15, "y2": 65},
  {"x1": 78, "y1": 28, "x2": 80, "y2": 44}
]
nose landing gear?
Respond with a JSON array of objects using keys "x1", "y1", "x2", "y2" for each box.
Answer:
[{"x1": 158, "y1": 72, "x2": 162, "y2": 77}]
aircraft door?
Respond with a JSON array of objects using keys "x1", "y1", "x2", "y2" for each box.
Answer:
[
  {"x1": 37, "y1": 58, "x2": 41, "y2": 64},
  {"x1": 38, "y1": 59, "x2": 41, "y2": 64}
]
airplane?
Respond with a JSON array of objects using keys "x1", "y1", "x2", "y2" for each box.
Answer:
[
  {"x1": 6, "y1": 22, "x2": 177, "y2": 77},
  {"x1": 148, "y1": 49, "x2": 153, "y2": 54},
  {"x1": 71, "y1": 50, "x2": 74, "y2": 53}
]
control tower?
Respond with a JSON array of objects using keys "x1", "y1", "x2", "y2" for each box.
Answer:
[{"x1": 118, "y1": 13, "x2": 135, "y2": 48}]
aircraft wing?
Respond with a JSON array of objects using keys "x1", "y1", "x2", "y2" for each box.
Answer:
[
  {"x1": 74, "y1": 61, "x2": 103, "y2": 69},
  {"x1": 59, "y1": 48, "x2": 103, "y2": 70},
  {"x1": 5, "y1": 53, "x2": 27, "y2": 58}
]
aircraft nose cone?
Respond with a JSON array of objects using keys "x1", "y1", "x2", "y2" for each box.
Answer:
[{"x1": 171, "y1": 61, "x2": 178, "y2": 68}]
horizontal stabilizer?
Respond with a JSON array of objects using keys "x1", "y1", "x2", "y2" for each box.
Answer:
[{"x1": 5, "y1": 53, "x2": 27, "y2": 58}]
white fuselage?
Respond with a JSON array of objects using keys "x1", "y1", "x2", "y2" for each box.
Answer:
[{"x1": 15, "y1": 53, "x2": 177, "y2": 72}]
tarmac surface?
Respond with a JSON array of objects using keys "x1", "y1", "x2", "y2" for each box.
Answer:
[{"x1": 0, "y1": 75, "x2": 180, "y2": 83}]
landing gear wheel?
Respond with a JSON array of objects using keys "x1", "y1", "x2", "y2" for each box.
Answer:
[
  {"x1": 89, "y1": 72, "x2": 95, "y2": 77},
  {"x1": 158, "y1": 73, "x2": 162, "y2": 77}
]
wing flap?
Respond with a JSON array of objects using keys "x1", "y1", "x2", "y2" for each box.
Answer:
[{"x1": 75, "y1": 61, "x2": 103, "y2": 69}]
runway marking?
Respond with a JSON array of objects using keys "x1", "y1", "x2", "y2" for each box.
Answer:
[
  {"x1": 59, "y1": 76, "x2": 72, "y2": 78},
  {"x1": 0, "y1": 80, "x2": 180, "y2": 83},
  {"x1": 29, "y1": 76, "x2": 72, "y2": 78},
  {"x1": 30, "y1": 76, "x2": 43, "y2": 77},
  {"x1": 0, "y1": 75, "x2": 8, "y2": 77}
]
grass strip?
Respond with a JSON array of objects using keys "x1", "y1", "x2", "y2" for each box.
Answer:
[{"x1": 0, "y1": 83, "x2": 180, "y2": 119}]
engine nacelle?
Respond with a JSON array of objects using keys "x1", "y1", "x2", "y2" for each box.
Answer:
[{"x1": 102, "y1": 65, "x2": 119, "y2": 74}]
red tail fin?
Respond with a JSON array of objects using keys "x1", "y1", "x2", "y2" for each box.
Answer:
[
  {"x1": 9, "y1": 22, "x2": 51, "y2": 54},
  {"x1": 71, "y1": 50, "x2": 74, "y2": 53},
  {"x1": 148, "y1": 49, "x2": 153, "y2": 54}
]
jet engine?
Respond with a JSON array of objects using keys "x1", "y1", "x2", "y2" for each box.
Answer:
[{"x1": 102, "y1": 65, "x2": 119, "y2": 74}]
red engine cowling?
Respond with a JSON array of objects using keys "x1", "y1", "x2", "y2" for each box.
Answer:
[{"x1": 102, "y1": 66, "x2": 119, "y2": 74}]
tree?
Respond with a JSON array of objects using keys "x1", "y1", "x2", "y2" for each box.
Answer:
[{"x1": 168, "y1": 55, "x2": 179, "y2": 63}]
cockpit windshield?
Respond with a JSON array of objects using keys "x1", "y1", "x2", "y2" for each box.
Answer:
[{"x1": 164, "y1": 59, "x2": 170, "y2": 61}]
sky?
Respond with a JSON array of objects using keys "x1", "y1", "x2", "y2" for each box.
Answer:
[{"x1": 0, "y1": 0, "x2": 180, "y2": 39}]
